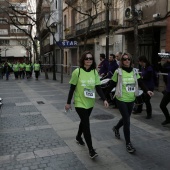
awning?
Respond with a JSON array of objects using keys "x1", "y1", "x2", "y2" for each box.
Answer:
[{"x1": 115, "y1": 20, "x2": 167, "y2": 35}]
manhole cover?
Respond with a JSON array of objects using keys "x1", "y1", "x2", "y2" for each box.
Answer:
[
  {"x1": 37, "y1": 101, "x2": 45, "y2": 104},
  {"x1": 93, "y1": 114, "x2": 114, "y2": 120}
]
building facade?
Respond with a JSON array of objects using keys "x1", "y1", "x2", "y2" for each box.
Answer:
[
  {"x1": 63, "y1": 0, "x2": 124, "y2": 72},
  {"x1": 115, "y1": 0, "x2": 168, "y2": 66},
  {"x1": 63, "y1": 0, "x2": 170, "y2": 72},
  {"x1": 36, "y1": 0, "x2": 63, "y2": 72},
  {"x1": 0, "y1": 0, "x2": 34, "y2": 63}
]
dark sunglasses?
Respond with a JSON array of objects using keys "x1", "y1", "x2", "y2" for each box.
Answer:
[
  {"x1": 84, "y1": 57, "x2": 93, "y2": 61},
  {"x1": 122, "y1": 58, "x2": 130, "y2": 61}
]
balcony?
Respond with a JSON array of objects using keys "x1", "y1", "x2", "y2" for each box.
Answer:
[
  {"x1": 64, "y1": 26, "x2": 76, "y2": 39},
  {"x1": 65, "y1": 10, "x2": 119, "y2": 40},
  {"x1": 76, "y1": 10, "x2": 119, "y2": 37}
]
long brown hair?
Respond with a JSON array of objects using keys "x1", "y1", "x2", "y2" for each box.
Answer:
[
  {"x1": 79, "y1": 51, "x2": 96, "y2": 69},
  {"x1": 119, "y1": 52, "x2": 133, "y2": 68}
]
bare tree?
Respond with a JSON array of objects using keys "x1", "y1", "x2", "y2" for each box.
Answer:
[
  {"x1": 65, "y1": 0, "x2": 100, "y2": 51},
  {"x1": 0, "y1": 0, "x2": 39, "y2": 60}
]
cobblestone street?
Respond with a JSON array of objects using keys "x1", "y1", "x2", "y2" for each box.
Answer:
[{"x1": 0, "y1": 73, "x2": 170, "y2": 170}]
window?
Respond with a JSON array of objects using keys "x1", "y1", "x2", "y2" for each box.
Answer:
[
  {"x1": 56, "y1": 0, "x2": 58, "y2": 9},
  {"x1": 12, "y1": 4, "x2": 27, "y2": 11},
  {"x1": 0, "y1": 18, "x2": 8, "y2": 24},
  {"x1": 18, "y1": 40, "x2": 27, "y2": 45},
  {"x1": 12, "y1": 17, "x2": 24, "y2": 24},
  {"x1": 0, "y1": 40, "x2": 10, "y2": 45}
]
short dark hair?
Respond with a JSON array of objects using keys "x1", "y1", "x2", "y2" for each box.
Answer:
[
  {"x1": 110, "y1": 54, "x2": 116, "y2": 59},
  {"x1": 79, "y1": 51, "x2": 96, "y2": 69},
  {"x1": 138, "y1": 55, "x2": 150, "y2": 67},
  {"x1": 100, "y1": 53, "x2": 105, "y2": 59}
]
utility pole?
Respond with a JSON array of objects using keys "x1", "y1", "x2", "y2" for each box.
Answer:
[
  {"x1": 60, "y1": 1, "x2": 64, "y2": 83},
  {"x1": 131, "y1": 0, "x2": 139, "y2": 67}
]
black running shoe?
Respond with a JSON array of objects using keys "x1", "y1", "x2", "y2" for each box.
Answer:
[
  {"x1": 126, "y1": 143, "x2": 136, "y2": 153},
  {"x1": 75, "y1": 136, "x2": 85, "y2": 146},
  {"x1": 89, "y1": 149, "x2": 98, "y2": 159},
  {"x1": 161, "y1": 120, "x2": 170, "y2": 126},
  {"x1": 112, "y1": 126, "x2": 120, "y2": 139}
]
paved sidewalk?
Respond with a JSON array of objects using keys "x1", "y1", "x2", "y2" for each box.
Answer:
[{"x1": 0, "y1": 73, "x2": 170, "y2": 170}]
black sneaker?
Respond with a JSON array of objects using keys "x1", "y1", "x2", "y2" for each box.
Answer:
[
  {"x1": 89, "y1": 149, "x2": 98, "y2": 159},
  {"x1": 126, "y1": 143, "x2": 136, "y2": 153},
  {"x1": 75, "y1": 136, "x2": 85, "y2": 146},
  {"x1": 161, "y1": 120, "x2": 170, "y2": 126},
  {"x1": 112, "y1": 126, "x2": 120, "y2": 139}
]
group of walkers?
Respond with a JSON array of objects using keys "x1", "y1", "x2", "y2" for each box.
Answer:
[
  {"x1": 65, "y1": 51, "x2": 170, "y2": 159},
  {"x1": 0, "y1": 60, "x2": 41, "y2": 80}
]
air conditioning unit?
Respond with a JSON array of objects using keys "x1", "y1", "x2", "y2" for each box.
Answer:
[{"x1": 124, "y1": 6, "x2": 133, "y2": 20}]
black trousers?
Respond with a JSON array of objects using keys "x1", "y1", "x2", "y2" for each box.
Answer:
[
  {"x1": 115, "y1": 100, "x2": 134, "y2": 145},
  {"x1": 14, "y1": 71, "x2": 19, "y2": 79},
  {"x1": 26, "y1": 71, "x2": 31, "y2": 78},
  {"x1": 160, "y1": 92, "x2": 170, "y2": 120},
  {"x1": 75, "y1": 107, "x2": 93, "y2": 150},
  {"x1": 20, "y1": 71, "x2": 25, "y2": 79},
  {"x1": 35, "y1": 71, "x2": 39, "y2": 79}
]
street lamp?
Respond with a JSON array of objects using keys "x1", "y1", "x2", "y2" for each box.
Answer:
[
  {"x1": 49, "y1": 22, "x2": 57, "y2": 80},
  {"x1": 103, "y1": 0, "x2": 112, "y2": 59},
  {"x1": 5, "y1": 48, "x2": 8, "y2": 59}
]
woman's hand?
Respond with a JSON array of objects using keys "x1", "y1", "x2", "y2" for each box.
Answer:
[
  {"x1": 65, "y1": 104, "x2": 72, "y2": 112},
  {"x1": 104, "y1": 100, "x2": 109, "y2": 108},
  {"x1": 147, "y1": 91, "x2": 154, "y2": 97}
]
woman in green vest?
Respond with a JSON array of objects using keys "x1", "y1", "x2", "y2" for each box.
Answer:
[
  {"x1": 106, "y1": 53, "x2": 154, "y2": 153},
  {"x1": 34, "y1": 60, "x2": 40, "y2": 80},
  {"x1": 19, "y1": 61, "x2": 25, "y2": 79},
  {"x1": 13, "y1": 61, "x2": 20, "y2": 79},
  {"x1": 65, "y1": 51, "x2": 109, "y2": 159},
  {"x1": 25, "y1": 61, "x2": 31, "y2": 79}
]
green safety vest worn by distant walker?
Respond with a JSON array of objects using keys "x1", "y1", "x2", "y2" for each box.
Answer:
[
  {"x1": 25, "y1": 64, "x2": 31, "y2": 71},
  {"x1": 13, "y1": 64, "x2": 19, "y2": 72},
  {"x1": 34, "y1": 63, "x2": 40, "y2": 71},
  {"x1": 69, "y1": 68, "x2": 101, "y2": 109}
]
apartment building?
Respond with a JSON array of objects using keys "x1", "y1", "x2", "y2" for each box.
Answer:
[
  {"x1": 0, "y1": 0, "x2": 32, "y2": 62},
  {"x1": 115, "y1": 0, "x2": 168, "y2": 65},
  {"x1": 36, "y1": 0, "x2": 63, "y2": 72},
  {"x1": 63, "y1": 0, "x2": 124, "y2": 70},
  {"x1": 63, "y1": 0, "x2": 170, "y2": 71}
]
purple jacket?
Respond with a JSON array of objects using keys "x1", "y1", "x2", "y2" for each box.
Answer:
[
  {"x1": 99, "y1": 59, "x2": 109, "y2": 75},
  {"x1": 141, "y1": 65, "x2": 155, "y2": 91},
  {"x1": 107, "y1": 60, "x2": 118, "y2": 78}
]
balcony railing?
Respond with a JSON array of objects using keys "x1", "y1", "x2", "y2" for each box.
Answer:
[
  {"x1": 64, "y1": 26, "x2": 76, "y2": 39},
  {"x1": 65, "y1": 9, "x2": 119, "y2": 39}
]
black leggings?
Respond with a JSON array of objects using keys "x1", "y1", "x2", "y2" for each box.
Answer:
[
  {"x1": 160, "y1": 92, "x2": 170, "y2": 120},
  {"x1": 115, "y1": 100, "x2": 134, "y2": 145},
  {"x1": 35, "y1": 71, "x2": 39, "y2": 78},
  {"x1": 75, "y1": 107, "x2": 93, "y2": 150}
]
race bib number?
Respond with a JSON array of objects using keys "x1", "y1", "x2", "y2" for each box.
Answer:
[
  {"x1": 84, "y1": 88, "x2": 95, "y2": 98},
  {"x1": 126, "y1": 84, "x2": 135, "y2": 92}
]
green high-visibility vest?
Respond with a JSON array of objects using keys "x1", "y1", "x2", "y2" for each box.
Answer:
[
  {"x1": 25, "y1": 64, "x2": 31, "y2": 71},
  {"x1": 34, "y1": 63, "x2": 40, "y2": 71},
  {"x1": 13, "y1": 64, "x2": 19, "y2": 72}
]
